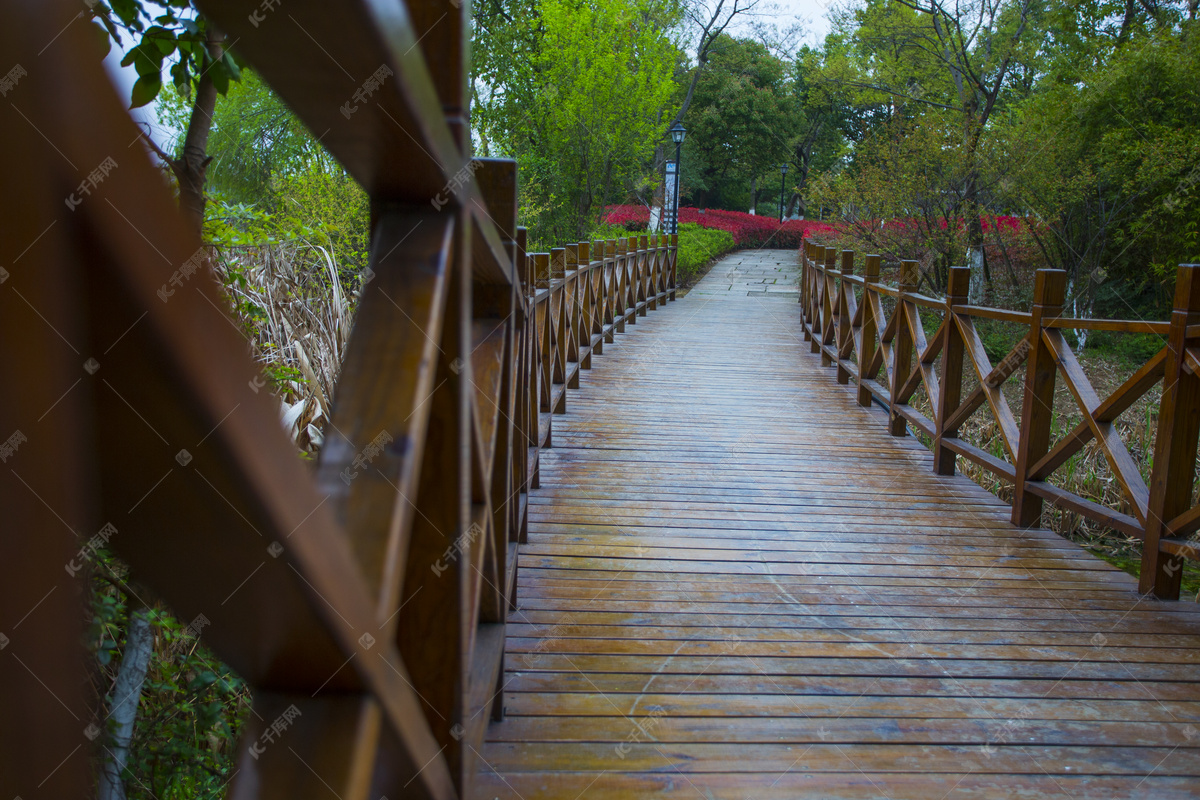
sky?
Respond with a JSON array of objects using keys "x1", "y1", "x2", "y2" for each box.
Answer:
[{"x1": 770, "y1": 0, "x2": 835, "y2": 43}]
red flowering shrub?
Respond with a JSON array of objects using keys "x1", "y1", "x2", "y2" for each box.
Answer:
[{"x1": 603, "y1": 205, "x2": 836, "y2": 250}]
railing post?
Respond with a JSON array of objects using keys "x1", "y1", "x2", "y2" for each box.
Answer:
[
  {"x1": 551, "y1": 246, "x2": 566, "y2": 281},
  {"x1": 857, "y1": 254, "x2": 881, "y2": 408},
  {"x1": 1012, "y1": 269, "x2": 1067, "y2": 527},
  {"x1": 889, "y1": 260, "x2": 919, "y2": 436},
  {"x1": 836, "y1": 250, "x2": 854, "y2": 385},
  {"x1": 1140, "y1": 264, "x2": 1200, "y2": 598},
  {"x1": 669, "y1": 233, "x2": 678, "y2": 299},
  {"x1": 534, "y1": 252, "x2": 552, "y2": 414},
  {"x1": 581, "y1": 241, "x2": 600, "y2": 358},
  {"x1": 576, "y1": 242, "x2": 593, "y2": 369},
  {"x1": 600, "y1": 239, "x2": 615, "y2": 341},
  {"x1": 564, "y1": 245, "x2": 581, "y2": 387},
  {"x1": 625, "y1": 236, "x2": 637, "y2": 324},
  {"x1": 810, "y1": 245, "x2": 824, "y2": 355},
  {"x1": 801, "y1": 242, "x2": 811, "y2": 336},
  {"x1": 611, "y1": 239, "x2": 625, "y2": 332},
  {"x1": 820, "y1": 246, "x2": 837, "y2": 365},
  {"x1": 646, "y1": 234, "x2": 658, "y2": 312},
  {"x1": 934, "y1": 266, "x2": 970, "y2": 475}
]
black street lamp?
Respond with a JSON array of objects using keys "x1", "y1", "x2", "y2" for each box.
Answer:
[
  {"x1": 779, "y1": 162, "x2": 789, "y2": 224},
  {"x1": 668, "y1": 121, "x2": 686, "y2": 235}
]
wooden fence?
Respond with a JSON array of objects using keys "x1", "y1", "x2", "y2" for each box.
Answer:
[
  {"x1": 0, "y1": 2, "x2": 673, "y2": 799},
  {"x1": 800, "y1": 241, "x2": 1200, "y2": 601}
]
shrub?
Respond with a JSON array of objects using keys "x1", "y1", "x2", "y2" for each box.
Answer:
[
  {"x1": 676, "y1": 223, "x2": 736, "y2": 283},
  {"x1": 603, "y1": 205, "x2": 835, "y2": 249}
]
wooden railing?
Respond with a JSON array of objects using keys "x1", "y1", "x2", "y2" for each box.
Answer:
[
  {"x1": 1, "y1": 2, "x2": 673, "y2": 799},
  {"x1": 526, "y1": 235, "x2": 677, "y2": 429},
  {"x1": 800, "y1": 241, "x2": 1200, "y2": 600}
]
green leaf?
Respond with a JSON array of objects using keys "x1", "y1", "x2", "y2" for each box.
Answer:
[
  {"x1": 210, "y1": 64, "x2": 229, "y2": 96},
  {"x1": 145, "y1": 25, "x2": 177, "y2": 57},
  {"x1": 169, "y1": 61, "x2": 190, "y2": 94},
  {"x1": 130, "y1": 42, "x2": 162, "y2": 77},
  {"x1": 110, "y1": 0, "x2": 142, "y2": 27},
  {"x1": 221, "y1": 50, "x2": 241, "y2": 83},
  {"x1": 130, "y1": 74, "x2": 162, "y2": 108}
]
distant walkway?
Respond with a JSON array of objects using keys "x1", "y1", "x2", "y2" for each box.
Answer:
[{"x1": 475, "y1": 249, "x2": 1200, "y2": 799}]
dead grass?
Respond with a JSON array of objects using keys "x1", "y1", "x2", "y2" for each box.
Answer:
[{"x1": 210, "y1": 240, "x2": 359, "y2": 455}]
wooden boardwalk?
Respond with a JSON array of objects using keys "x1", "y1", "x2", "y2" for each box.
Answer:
[{"x1": 473, "y1": 250, "x2": 1200, "y2": 799}]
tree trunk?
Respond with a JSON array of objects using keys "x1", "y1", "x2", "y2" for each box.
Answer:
[
  {"x1": 748, "y1": 176, "x2": 757, "y2": 215},
  {"x1": 787, "y1": 191, "x2": 801, "y2": 217},
  {"x1": 962, "y1": 169, "x2": 991, "y2": 285},
  {"x1": 97, "y1": 606, "x2": 154, "y2": 800},
  {"x1": 172, "y1": 25, "x2": 225, "y2": 239}
]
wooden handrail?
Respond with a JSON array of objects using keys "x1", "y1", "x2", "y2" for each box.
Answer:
[
  {"x1": 800, "y1": 240, "x2": 1200, "y2": 601},
  {"x1": 0, "y1": 2, "x2": 675, "y2": 798}
]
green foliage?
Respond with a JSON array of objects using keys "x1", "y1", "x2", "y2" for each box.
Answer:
[
  {"x1": 172, "y1": 75, "x2": 370, "y2": 272},
  {"x1": 675, "y1": 222, "x2": 735, "y2": 282},
  {"x1": 90, "y1": 1, "x2": 244, "y2": 108},
  {"x1": 998, "y1": 21, "x2": 1200, "y2": 314},
  {"x1": 473, "y1": 0, "x2": 683, "y2": 242},
  {"x1": 1084, "y1": 331, "x2": 1168, "y2": 365},
  {"x1": 688, "y1": 35, "x2": 797, "y2": 210},
  {"x1": 160, "y1": 71, "x2": 319, "y2": 204},
  {"x1": 86, "y1": 554, "x2": 248, "y2": 799}
]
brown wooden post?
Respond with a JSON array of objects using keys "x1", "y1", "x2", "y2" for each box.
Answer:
[
  {"x1": 551, "y1": 246, "x2": 566, "y2": 280},
  {"x1": 534, "y1": 252, "x2": 553, "y2": 414},
  {"x1": 857, "y1": 254, "x2": 882, "y2": 407},
  {"x1": 577, "y1": 243, "x2": 593, "y2": 370},
  {"x1": 801, "y1": 242, "x2": 811, "y2": 335},
  {"x1": 1012, "y1": 269, "x2": 1067, "y2": 527},
  {"x1": 600, "y1": 239, "x2": 616, "y2": 341},
  {"x1": 1140, "y1": 264, "x2": 1200, "y2": 598},
  {"x1": 646, "y1": 234, "x2": 658, "y2": 311},
  {"x1": 820, "y1": 247, "x2": 837, "y2": 364},
  {"x1": 809, "y1": 245, "x2": 823, "y2": 353},
  {"x1": 611, "y1": 239, "x2": 626, "y2": 332},
  {"x1": 625, "y1": 235, "x2": 637, "y2": 323},
  {"x1": 581, "y1": 242, "x2": 600, "y2": 358},
  {"x1": 836, "y1": 250, "x2": 854, "y2": 385},
  {"x1": 638, "y1": 234, "x2": 650, "y2": 316},
  {"x1": 889, "y1": 260, "x2": 919, "y2": 436},
  {"x1": 934, "y1": 266, "x2": 970, "y2": 475},
  {"x1": 669, "y1": 233, "x2": 679, "y2": 299},
  {"x1": 564, "y1": 244, "x2": 581, "y2": 387}
]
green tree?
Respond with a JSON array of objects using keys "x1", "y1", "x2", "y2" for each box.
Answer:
[
  {"x1": 786, "y1": 43, "x2": 853, "y2": 217},
  {"x1": 1002, "y1": 21, "x2": 1200, "y2": 329},
  {"x1": 90, "y1": 0, "x2": 245, "y2": 236},
  {"x1": 687, "y1": 34, "x2": 797, "y2": 211},
  {"x1": 825, "y1": 0, "x2": 1044, "y2": 283},
  {"x1": 475, "y1": 0, "x2": 683, "y2": 243}
]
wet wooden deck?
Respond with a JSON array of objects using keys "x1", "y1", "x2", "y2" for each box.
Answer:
[{"x1": 473, "y1": 250, "x2": 1200, "y2": 799}]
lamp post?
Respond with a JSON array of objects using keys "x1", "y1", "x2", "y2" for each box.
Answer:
[
  {"x1": 668, "y1": 121, "x2": 686, "y2": 235},
  {"x1": 779, "y1": 162, "x2": 789, "y2": 224}
]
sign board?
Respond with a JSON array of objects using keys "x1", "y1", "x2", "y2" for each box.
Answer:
[{"x1": 663, "y1": 160, "x2": 679, "y2": 233}]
